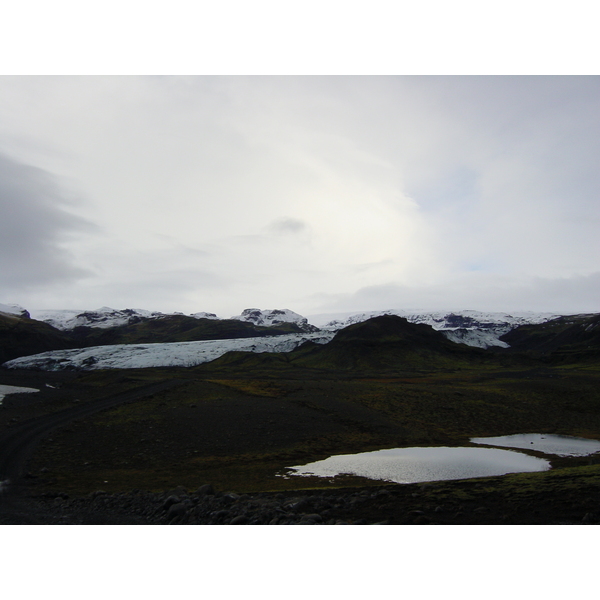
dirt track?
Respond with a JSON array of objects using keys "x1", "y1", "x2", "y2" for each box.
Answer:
[{"x1": 0, "y1": 379, "x2": 185, "y2": 487}]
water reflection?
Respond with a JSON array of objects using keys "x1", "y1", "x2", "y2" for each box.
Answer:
[
  {"x1": 471, "y1": 434, "x2": 600, "y2": 457},
  {"x1": 286, "y1": 446, "x2": 550, "y2": 484}
]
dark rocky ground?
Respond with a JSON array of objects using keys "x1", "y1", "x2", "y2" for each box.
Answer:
[
  {"x1": 3, "y1": 469, "x2": 600, "y2": 525},
  {"x1": 2, "y1": 317, "x2": 600, "y2": 526}
]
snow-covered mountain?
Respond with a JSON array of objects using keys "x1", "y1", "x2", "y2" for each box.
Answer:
[
  {"x1": 229, "y1": 308, "x2": 318, "y2": 332},
  {"x1": 4, "y1": 301, "x2": 593, "y2": 370},
  {"x1": 29, "y1": 307, "x2": 169, "y2": 330},
  {"x1": 10, "y1": 303, "x2": 568, "y2": 351},
  {"x1": 0, "y1": 303, "x2": 30, "y2": 318},
  {"x1": 310, "y1": 309, "x2": 560, "y2": 349},
  {"x1": 190, "y1": 312, "x2": 219, "y2": 320},
  {"x1": 29, "y1": 306, "x2": 316, "y2": 332},
  {"x1": 2, "y1": 332, "x2": 335, "y2": 371}
]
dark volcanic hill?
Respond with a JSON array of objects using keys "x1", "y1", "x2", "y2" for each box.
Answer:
[
  {"x1": 0, "y1": 312, "x2": 72, "y2": 363},
  {"x1": 286, "y1": 315, "x2": 489, "y2": 371},
  {"x1": 500, "y1": 313, "x2": 600, "y2": 363}
]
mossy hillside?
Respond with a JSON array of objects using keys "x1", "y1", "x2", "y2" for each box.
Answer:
[{"x1": 501, "y1": 313, "x2": 600, "y2": 362}]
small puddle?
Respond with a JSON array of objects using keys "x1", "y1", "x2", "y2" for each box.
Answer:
[
  {"x1": 470, "y1": 433, "x2": 600, "y2": 457},
  {"x1": 284, "y1": 446, "x2": 550, "y2": 484}
]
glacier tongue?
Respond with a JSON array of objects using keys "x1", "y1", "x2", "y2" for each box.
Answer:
[
  {"x1": 2, "y1": 332, "x2": 335, "y2": 371},
  {"x1": 441, "y1": 328, "x2": 510, "y2": 349}
]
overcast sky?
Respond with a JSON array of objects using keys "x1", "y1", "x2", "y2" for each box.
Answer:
[{"x1": 1, "y1": 75, "x2": 599, "y2": 318}]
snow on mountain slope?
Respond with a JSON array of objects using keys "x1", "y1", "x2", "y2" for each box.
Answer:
[
  {"x1": 230, "y1": 308, "x2": 318, "y2": 332},
  {"x1": 29, "y1": 307, "x2": 168, "y2": 330},
  {"x1": 309, "y1": 309, "x2": 560, "y2": 348},
  {"x1": 442, "y1": 328, "x2": 510, "y2": 349},
  {"x1": 2, "y1": 332, "x2": 335, "y2": 371},
  {"x1": 29, "y1": 306, "x2": 312, "y2": 331},
  {"x1": 19, "y1": 303, "x2": 564, "y2": 350},
  {"x1": 0, "y1": 303, "x2": 30, "y2": 318},
  {"x1": 315, "y1": 309, "x2": 558, "y2": 330}
]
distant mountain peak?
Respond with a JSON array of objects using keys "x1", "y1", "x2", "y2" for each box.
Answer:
[
  {"x1": 0, "y1": 303, "x2": 30, "y2": 318},
  {"x1": 29, "y1": 307, "x2": 166, "y2": 330},
  {"x1": 230, "y1": 308, "x2": 319, "y2": 332}
]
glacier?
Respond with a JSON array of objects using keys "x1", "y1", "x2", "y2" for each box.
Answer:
[{"x1": 2, "y1": 332, "x2": 335, "y2": 371}]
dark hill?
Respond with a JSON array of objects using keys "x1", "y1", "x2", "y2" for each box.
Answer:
[
  {"x1": 198, "y1": 315, "x2": 479, "y2": 374},
  {"x1": 0, "y1": 313, "x2": 73, "y2": 363},
  {"x1": 69, "y1": 315, "x2": 309, "y2": 347},
  {"x1": 287, "y1": 315, "x2": 488, "y2": 372},
  {"x1": 332, "y1": 314, "x2": 454, "y2": 344},
  {"x1": 501, "y1": 313, "x2": 600, "y2": 363}
]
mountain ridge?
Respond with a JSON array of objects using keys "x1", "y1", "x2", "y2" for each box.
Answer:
[
  {"x1": 0, "y1": 307, "x2": 321, "y2": 364},
  {"x1": 2, "y1": 302, "x2": 599, "y2": 368},
  {"x1": 29, "y1": 306, "x2": 318, "y2": 333}
]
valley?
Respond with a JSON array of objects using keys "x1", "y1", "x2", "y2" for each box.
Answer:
[{"x1": 1, "y1": 308, "x2": 600, "y2": 524}]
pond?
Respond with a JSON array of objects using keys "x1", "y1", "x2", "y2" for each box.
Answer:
[
  {"x1": 470, "y1": 433, "x2": 600, "y2": 457},
  {"x1": 284, "y1": 446, "x2": 551, "y2": 485}
]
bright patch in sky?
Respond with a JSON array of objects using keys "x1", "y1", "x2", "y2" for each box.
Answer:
[{"x1": 0, "y1": 76, "x2": 599, "y2": 317}]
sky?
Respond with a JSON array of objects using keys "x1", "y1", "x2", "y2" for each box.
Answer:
[{"x1": 1, "y1": 75, "x2": 599, "y2": 318}]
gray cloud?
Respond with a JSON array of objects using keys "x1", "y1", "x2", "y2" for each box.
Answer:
[
  {"x1": 268, "y1": 217, "x2": 308, "y2": 235},
  {"x1": 0, "y1": 153, "x2": 94, "y2": 291},
  {"x1": 314, "y1": 272, "x2": 600, "y2": 315}
]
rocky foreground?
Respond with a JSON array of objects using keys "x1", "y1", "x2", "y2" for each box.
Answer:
[{"x1": 4, "y1": 468, "x2": 600, "y2": 525}]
